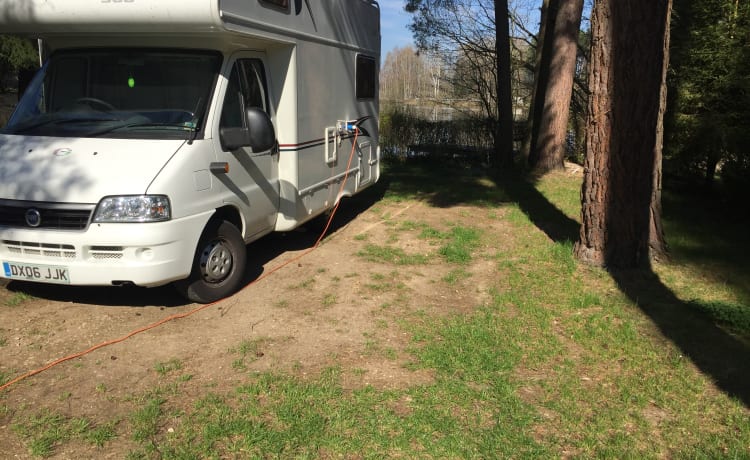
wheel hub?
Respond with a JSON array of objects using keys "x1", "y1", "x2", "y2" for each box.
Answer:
[{"x1": 200, "y1": 239, "x2": 233, "y2": 283}]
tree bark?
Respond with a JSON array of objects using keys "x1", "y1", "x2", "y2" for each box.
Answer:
[
  {"x1": 574, "y1": 0, "x2": 672, "y2": 269},
  {"x1": 528, "y1": 0, "x2": 584, "y2": 173},
  {"x1": 495, "y1": 0, "x2": 515, "y2": 170},
  {"x1": 649, "y1": 0, "x2": 673, "y2": 260},
  {"x1": 521, "y1": 0, "x2": 551, "y2": 162}
]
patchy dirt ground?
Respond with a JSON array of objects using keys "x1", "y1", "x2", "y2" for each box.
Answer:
[{"x1": 0, "y1": 182, "x2": 512, "y2": 458}]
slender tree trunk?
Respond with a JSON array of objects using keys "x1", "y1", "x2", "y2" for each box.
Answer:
[
  {"x1": 649, "y1": 0, "x2": 673, "y2": 260},
  {"x1": 575, "y1": 1, "x2": 612, "y2": 267},
  {"x1": 495, "y1": 0, "x2": 515, "y2": 170},
  {"x1": 528, "y1": 0, "x2": 584, "y2": 173},
  {"x1": 574, "y1": 0, "x2": 672, "y2": 268},
  {"x1": 521, "y1": 0, "x2": 551, "y2": 162}
]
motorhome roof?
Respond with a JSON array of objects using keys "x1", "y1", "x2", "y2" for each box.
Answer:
[
  {"x1": 0, "y1": 0, "x2": 380, "y2": 57},
  {"x1": 0, "y1": 0, "x2": 222, "y2": 34},
  {"x1": 0, "y1": 0, "x2": 380, "y2": 36}
]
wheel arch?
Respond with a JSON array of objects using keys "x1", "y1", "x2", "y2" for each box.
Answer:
[{"x1": 209, "y1": 205, "x2": 244, "y2": 237}]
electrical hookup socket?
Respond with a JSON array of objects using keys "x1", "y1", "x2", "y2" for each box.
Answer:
[{"x1": 336, "y1": 120, "x2": 358, "y2": 135}]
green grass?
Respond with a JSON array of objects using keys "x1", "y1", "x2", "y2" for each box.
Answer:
[
  {"x1": 436, "y1": 226, "x2": 482, "y2": 264},
  {"x1": 117, "y1": 364, "x2": 545, "y2": 459},
  {"x1": 111, "y1": 162, "x2": 750, "y2": 458},
  {"x1": 5, "y1": 159, "x2": 750, "y2": 458},
  {"x1": 443, "y1": 267, "x2": 472, "y2": 284},
  {"x1": 11, "y1": 409, "x2": 118, "y2": 457},
  {"x1": 230, "y1": 338, "x2": 267, "y2": 371},
  {"x1": 153, "y1": 358, "x2": 183, "y2": 376},
  {"x1": 0, "y1": 370, "x2": 12, "y2": 387},
  {"x1": 322, "y1": 293, "x2": 337, "y2": 307},
  {"x1": 359, "y1": 219, "x2": 481, "y2": 267},
  {"x1": 84, "y1": 421, "x2": 118, "y2": 448},
  {"x1": 657, "y1": 180, "x2": 750, "y2": 338},
  {"x1": 4, "y1": 291, "x2": 33, "y2": 307},
  {"x1": 357, "y1": 244, "x2": 429, "y2": 265},
  {"x1": 130, "y1": 396, "x2": 164, "y2": 445}
]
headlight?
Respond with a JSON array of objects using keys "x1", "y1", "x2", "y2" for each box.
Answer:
[{"x1": 93, "y1": 195, "x2": 171, "y2": 223}]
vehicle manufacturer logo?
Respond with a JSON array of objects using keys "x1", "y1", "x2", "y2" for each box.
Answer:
[
  {"x1": 53, "y1": 148, "x2": 73, "y2": 157},
  {"x1": 25, "y1": 208, "x2": 42, "y2": 227}
]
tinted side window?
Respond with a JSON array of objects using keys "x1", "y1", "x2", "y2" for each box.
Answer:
[
  {"x1": 220, "y1": 65, "x2": 244, "y2": 128},
  {"x1": 239, "y1": 60, "x2": 268, "y2": 112},
  {"x1": 356, "y1": 54, "x2": 376, "y2": 100},
  {"x1": 259, "y1": 0, "x2": 289, "y2": 11},
  {"x1": 220, "y1": 58, "x2": 269, "y2": 129}
]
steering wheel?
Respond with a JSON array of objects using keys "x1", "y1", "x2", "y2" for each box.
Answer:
[{"x1": 74, "y1": 97, "x2": 117, "y2": 112}]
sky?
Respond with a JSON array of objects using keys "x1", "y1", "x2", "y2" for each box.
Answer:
[
  {"x1": 376, "y1": 1, "x2": 585, "y2": 62},
  {"x1": 378, "y1": 0, "x2": 415, "y2": 59}
]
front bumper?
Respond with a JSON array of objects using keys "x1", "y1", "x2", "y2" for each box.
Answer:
[{"x1": 0, "y1": 212, "x2": 212, "y2": 288}]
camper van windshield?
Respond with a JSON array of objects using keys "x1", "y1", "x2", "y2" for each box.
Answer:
[{"x1": 2, "y1": 49, "x2": 222, "y2": 139}]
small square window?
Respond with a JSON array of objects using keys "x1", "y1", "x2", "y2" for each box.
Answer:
[
  {"x1": 356, "y1": 54, "x2": 376, "y2": 99},
  {"x1": 260, "y1": 0, "x2": 289, "y2": 10}
]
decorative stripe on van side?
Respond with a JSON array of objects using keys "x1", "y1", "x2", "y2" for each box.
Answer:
[
  {"x1": 278, "y1": 116, "x2": 373, "y2": 153},
  {"x1": 279, "y1": 133, "x2": 358, "y2": 152}
]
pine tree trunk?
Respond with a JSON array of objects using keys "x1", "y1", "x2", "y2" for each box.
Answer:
[
  {"x1": 528, "y1": 0, "x2": 584, "y2": 173},
  {"x1": 649, "y1": 0, "x2": 673, "y2": 260},
  {"x1": 574, "y1": 0, "x2": 672, "y2": 268},
  {"x1": 521, "y1": 0, "x2": 551, "y2": 162},
  {"x1": 575, "y1": 0, "x2": 611, "y2": 266},
  {"x1": 495, "y1": 0, "x2": 515, "y2": 170}
]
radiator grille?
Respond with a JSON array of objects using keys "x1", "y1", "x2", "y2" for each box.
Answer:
[{"x1": 0, "y1": 202, "x2": 93, "y2": 230}]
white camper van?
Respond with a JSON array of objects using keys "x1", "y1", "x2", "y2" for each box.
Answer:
[{"x1": 0, "y1": 0, "x2": 381, "y2": 303}]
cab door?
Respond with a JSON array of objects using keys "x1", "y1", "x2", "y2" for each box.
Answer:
[{"x1": 218, "y1": 55, "x2": 279, "y2": 239}]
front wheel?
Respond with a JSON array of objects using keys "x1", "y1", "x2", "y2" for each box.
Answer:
[{"x1": 174, "y1": 220, "x2": 247, "y2": 303}]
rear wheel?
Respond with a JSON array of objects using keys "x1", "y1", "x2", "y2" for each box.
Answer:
[{"x1": 174, "y1": 220, "x2": 246, "y2": 303}]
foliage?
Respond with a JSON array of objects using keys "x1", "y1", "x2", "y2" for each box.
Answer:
[
  {"x1": 720, "y1": 151, "x2": 750, "y2": 202},
  {"x1": 404, "y1": 0, "x2": 518, "y2": 168},
  {"x1": 380, "y1": 46, "x2": 446, "y2": 103},
  {"x1": 380, "y1": 107, "x2": 494, "y2": 159},
  {"x1": 0, "y1": 35, "x2": 37, "y2": 92},
  {"x1": 404, "y1": 1, "x2": 501, "y2": 120},
  {"x1": 666, "y1": 0, "x2": 750, "y2": 199}
]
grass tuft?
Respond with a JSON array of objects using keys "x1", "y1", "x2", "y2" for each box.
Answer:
[
  {"x1": 4, "y1": 292, "x2": 33, "y2": 307},
  {"x1": 357, "y1": 244, "x2": 429, "y2": 265},
  {"x1": 437, "y1": 226, "x2": 481, "y2": 264},
  {"x1": 154, "y1": 358, "x2": 183, "y2": 376}
]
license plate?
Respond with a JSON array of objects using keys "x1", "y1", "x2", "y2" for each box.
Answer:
[{"x1": 2, "y1": 261, "x2": 70, "y2": 284}]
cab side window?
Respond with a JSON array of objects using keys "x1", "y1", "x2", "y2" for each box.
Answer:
[{"x1": 220, "y1": 59, "x2": 269, "y2": 129}]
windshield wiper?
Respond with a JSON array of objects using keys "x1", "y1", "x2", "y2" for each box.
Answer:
[{"x1": 87, "y1": 122, "x2": 198, "y2": 137}]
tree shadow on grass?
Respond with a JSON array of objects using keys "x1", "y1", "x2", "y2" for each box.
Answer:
[
  {"x1": 497, "y1": 170, "x2": 580, "y2": 244},
  {"x1": 495, "y1": 168, "x2": 750, "y2": 408},
  {"x1": 612, "y1": 269, "x2": 750, "y2": 407},
  {"x1": 661, "y1": 177, "x2": 750, "y2": 305},
  {"x1": 382, "y1": 157, "x2": 512, "y2": 208}
]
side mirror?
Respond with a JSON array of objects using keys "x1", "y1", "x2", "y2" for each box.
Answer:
[
  {"x1": 245, "y1": 107, "x2": 276, "y2": 152},
  {"x1": 219, "y1": 127, "x2": 250, "y2": 152},
  {"x1": 219, "y1": 107, "x2": 276, "y2": 152}
]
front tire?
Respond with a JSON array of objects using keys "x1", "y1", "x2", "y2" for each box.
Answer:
[{"x1": 174, "y1": 220, "x2": 247, "y2": 304}]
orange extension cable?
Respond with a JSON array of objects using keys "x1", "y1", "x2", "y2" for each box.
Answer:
[{"x1": 0, "y1": 129, "x2": 360, "y2": 393}]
